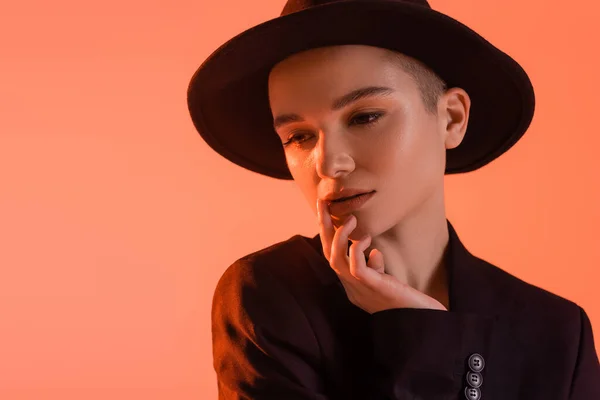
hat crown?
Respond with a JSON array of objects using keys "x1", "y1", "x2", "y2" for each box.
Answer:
[{"x1": 280, "y1": 0, "x2": 431, "y2": 16}]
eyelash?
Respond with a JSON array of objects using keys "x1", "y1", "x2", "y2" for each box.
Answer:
[{"x1": 282, "y1": 112, "x2": 384, "y2": 147}]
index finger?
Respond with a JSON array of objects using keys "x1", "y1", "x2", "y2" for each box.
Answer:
[{"x1": 316, "y1": 198, "x2": 335, "y2": 261}]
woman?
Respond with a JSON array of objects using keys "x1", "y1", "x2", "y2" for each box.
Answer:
[{"x1": 186, "y1": 0, "x2": 600, "y2": 398}]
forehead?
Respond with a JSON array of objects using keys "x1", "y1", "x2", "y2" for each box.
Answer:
[{"x1": 267, "y1": 45, "x2": 416, "y2": 108}]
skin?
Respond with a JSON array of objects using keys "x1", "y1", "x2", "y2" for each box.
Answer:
[{"x1": 267, "y1": 45, "x2": 471, "y2": 313}]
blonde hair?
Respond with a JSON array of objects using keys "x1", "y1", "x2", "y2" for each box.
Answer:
[{"x1": 382, "y1": 51, "x2": 448, "y2": 116}]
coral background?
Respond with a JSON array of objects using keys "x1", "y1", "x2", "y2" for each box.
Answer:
[{"x1": 1, "y1": 0, "x2": 598, "y2": 398}]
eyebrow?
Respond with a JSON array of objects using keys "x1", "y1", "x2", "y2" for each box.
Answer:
[{"x1": 272, "y1": 86, "x2": 395, "y2": 130}]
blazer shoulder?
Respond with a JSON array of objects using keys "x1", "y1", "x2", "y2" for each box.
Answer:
[
  {"x1": 477, "y1": 256, "x2": 582, "y2": 320},
  {"x1": 212, "y1": 234, "x2": 318, "y2": 299}
]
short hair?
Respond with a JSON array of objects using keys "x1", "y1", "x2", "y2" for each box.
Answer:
[{"x1": 382, "y1": 51, "x2": 448, "y2": 116}]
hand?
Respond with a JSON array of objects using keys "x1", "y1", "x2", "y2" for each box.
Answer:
[{"x1": 316, "y1": 199, "x2": 448, "y2": 314}]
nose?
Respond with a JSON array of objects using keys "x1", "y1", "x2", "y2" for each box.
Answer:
[{"x1": 314, "y1": 132, "x2": 356, "y2": 178}]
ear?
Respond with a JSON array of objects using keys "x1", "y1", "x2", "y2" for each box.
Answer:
[{"x1": 441, "y1": 87, "x2": 471, "y2": 150}]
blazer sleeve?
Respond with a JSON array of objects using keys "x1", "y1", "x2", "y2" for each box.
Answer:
[
  {"x1": 211, "y1": 259, "x2": 330, "y2": 400},
  {"x1": 568, "y1": 306, "x2": 600, "y2": 399}
]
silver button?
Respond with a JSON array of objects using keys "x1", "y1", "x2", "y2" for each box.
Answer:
[
  {"x1": 466, "y1": 371, "x2": 483, "y2": 388},
  {"x1": 468, "y1": 353, "x2": 485, "y2": 372},
  {"x1": 464, "y1": 386, "x2": 481, "y2": 400}
]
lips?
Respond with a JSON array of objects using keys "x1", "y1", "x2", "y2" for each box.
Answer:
[
  {"x1": 323, "y1": 188, "x2": 375, "y2": 202},
  {"x1": 331, "y1": 192, "x2": 367, "y2": 202},
  {"x1": 327, "y1": 191, "x2": 376, "y2": 215}
]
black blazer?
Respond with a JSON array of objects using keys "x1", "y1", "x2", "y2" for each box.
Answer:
[{"x1": 211, "y1": 220, "x2": 600, "y2": 399}]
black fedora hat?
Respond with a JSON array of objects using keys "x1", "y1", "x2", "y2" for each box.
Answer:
[{"x1": 187, "y1": 0, "x2": 536, "y2": 180}]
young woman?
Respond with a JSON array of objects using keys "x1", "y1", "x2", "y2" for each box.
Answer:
[{"x1": 186, "y1": 0, "x2": 600, "y2": 398}]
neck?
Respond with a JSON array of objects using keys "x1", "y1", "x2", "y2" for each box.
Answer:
[{"x1": 364, "y1": 192, "x2": 450, "y2": 309}]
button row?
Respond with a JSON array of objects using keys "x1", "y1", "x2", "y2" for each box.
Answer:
[{"x1": 464, "y1": 353, "x2": 485, "y2": 400}]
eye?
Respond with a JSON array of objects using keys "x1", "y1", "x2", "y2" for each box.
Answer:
[
  {"x1": 282, "y1": 112, "x2": 384, "y2": 147},
  {"x1": 350, "y1": 112, "x2": 384, "y2": 126}
]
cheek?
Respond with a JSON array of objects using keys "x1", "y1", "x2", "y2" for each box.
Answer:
[
  {"x1": 287, "y1": 164, "x2": 317, "y2": 201},
  {"x1": 367, "y1": 121, "x2": 411, "y2": 173},
  {"x1": 372, "y1": 119, "x2": 442, "y2": 189},
  {"x1": 285, "y1": 153, "x2": 302, "y2": 171},
  {"x1": 286, "y1": 153, "x2": 314, "y2": 184}
]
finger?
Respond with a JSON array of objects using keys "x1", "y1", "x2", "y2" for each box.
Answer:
[
  {"x1": 330, "y1": 214, "x2": 356, "y2": 276},
  {"x1": 316, "y1": 198, "x2": 335, "y2": 261},
  {"x1": 367, "y1": 248, "x2": 385, "y2": 274},
  {"x1": 349, "y1": 235, "x2": 382, "y2": 284},
  {"x1": 348, "y1": 234, "x2": 371, "y2": 279}
]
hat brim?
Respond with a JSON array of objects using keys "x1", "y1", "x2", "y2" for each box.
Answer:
[{"x1": 187, "y1": 0, "x2": 535, "y2": 180}]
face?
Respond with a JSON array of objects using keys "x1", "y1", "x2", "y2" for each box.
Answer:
[{"x1": 267, "y1": 45, "x2": 470, "y2": 239}]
